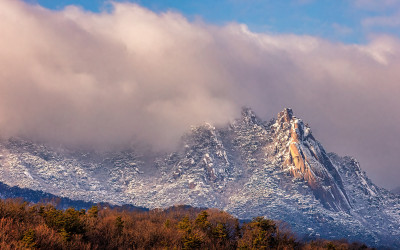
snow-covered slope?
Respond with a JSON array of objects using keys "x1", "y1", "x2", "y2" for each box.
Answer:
[{"x1": 0, "y1": 108, "x2": 399, "y2": 247}]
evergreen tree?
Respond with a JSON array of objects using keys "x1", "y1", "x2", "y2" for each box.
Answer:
[
  {"x1": 88, "y1": 205, "x2": 99, "y2": 218},
  {"x1": 115, "y1": 216, "x2": 124, "y2": 236},
  {"x1": 21, "y1": 229, "x2": 36, "y2": 249},
  {"x1": 195, "y1": 211, "x2": 210, "y2": 231}
]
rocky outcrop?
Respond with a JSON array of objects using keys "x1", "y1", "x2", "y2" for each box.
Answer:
[{"x1": 276, "y1": 108, "x2": 351, "y2": 211}]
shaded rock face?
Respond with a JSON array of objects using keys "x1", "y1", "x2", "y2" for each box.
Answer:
[{"x1": 274, "y1": 108, "x2": 351, "y2": 211}]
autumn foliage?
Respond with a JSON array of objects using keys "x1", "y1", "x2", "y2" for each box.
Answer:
[{"x1": 0, "y1": 198, "x2": 372, "y2": 249}]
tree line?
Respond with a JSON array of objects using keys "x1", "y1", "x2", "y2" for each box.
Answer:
[{"x1": 0, "y1": 198, "x2": 372, "y2": 249}]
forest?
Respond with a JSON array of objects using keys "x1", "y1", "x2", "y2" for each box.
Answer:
[{"x1": 0, "y1": 198, "x2": 372, "y2": 249}]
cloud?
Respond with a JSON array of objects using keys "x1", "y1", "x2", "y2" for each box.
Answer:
[
  {"x1": 1, "y1": 0, "x2": 400, "y2": 188},
  {"x1": 355, "y1": 0, "x2": 400, "y2": 11},
  {"x1": 355, "y1": 0, "x2": 400, "y2": 30},
  {"x1": 293, "y1": 0, "x2": 315, "y2": 5},
  {"x1": 362, "y1": 11, "x2": 400, "y2": 27},
  {"x1": 332, "y1": 23, "x2": 353, "y2": 36}
]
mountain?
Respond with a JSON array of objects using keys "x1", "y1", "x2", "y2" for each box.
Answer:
[
  {"x1": 0, "y1": 180, "x2": 95, "y2": 210},
  {"x1": 0, "y1": 180, "x2": 149, "y2": 211},
  {"x1": 0, "y1": 108, "x2": 399, "y2": 248}
]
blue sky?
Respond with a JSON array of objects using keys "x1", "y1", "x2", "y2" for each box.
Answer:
[{"x1": 25, "y1": 0, "x2": 400, "y2": 44}]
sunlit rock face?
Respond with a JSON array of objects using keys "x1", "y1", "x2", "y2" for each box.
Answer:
[
  {"x1": 0, "y1": 108, "x2": 399, "y2": 248},
  {"x1": 273, "y1": 108, "x2": 351, "y2": 211}
]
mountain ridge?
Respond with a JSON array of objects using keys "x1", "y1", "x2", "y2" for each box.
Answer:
[{"x1": 0, "y1": 107, "x2": 399, "y2": 247}]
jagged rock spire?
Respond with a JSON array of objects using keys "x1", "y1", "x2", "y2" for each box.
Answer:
[
  {"x1": 275, "y1": 108, "x2": 351, "y2": 211},
  {"x1": 277, "y1": 108, "x2": 293, "y2": 124}
]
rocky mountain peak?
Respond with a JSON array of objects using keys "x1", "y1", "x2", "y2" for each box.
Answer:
[
  {"x1": 272, "y1": 108, "x2": 351, "y2": 211},
  {"x1": 276, "y1": 108, "x2": 311, "y2": 140},
  {"x1": 240, "y1": 107, "x2": 260, "y2": 125},
  {"x1": 277, "y1": 108, "x2": 293, "y2": 124}
]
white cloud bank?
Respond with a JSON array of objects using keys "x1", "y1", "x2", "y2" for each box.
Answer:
[{"x1": 1, "y1": 0, "x2": 400, "y2": 188}]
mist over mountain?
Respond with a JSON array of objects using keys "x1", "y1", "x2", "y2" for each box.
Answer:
[
  {"x1": 0, "y1": 108, "x2": 399, "y2": 248},
  {"x1": 392, "y1": 186, "x2": 400, "y2": 195},
  {"x1": 1, "y1": 0, "x2": 400, "y2": 188},
  {"x1": 1, "y1": 1, "x2": 399, "y2": 248}
]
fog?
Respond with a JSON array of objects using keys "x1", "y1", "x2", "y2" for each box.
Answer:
[{"x1": 0, "y1": 0, "x2": 399, "y2": 188}]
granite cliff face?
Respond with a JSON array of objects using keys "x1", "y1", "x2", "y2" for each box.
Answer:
[
  {"x1": 275, "y1": 108, "x2": 351, "y2": 211},
  {"x1": 0, "y1": 108, "x2": 399, "y2": 248}
]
